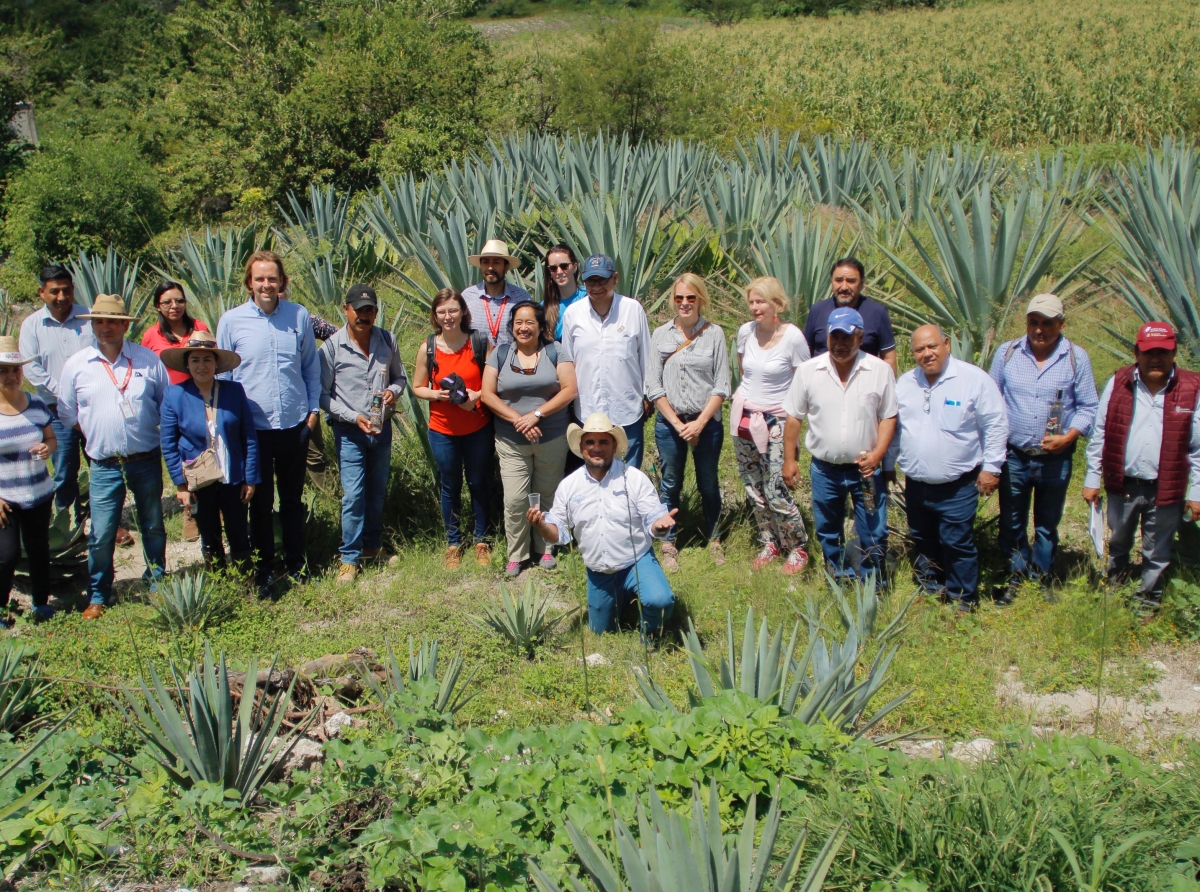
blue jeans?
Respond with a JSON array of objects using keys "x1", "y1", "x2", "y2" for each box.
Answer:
[
  {"x1": 49, "y1": 405, "x2": 88, "y2": 523},
  {"x1": 585, "y1": 550, "x2": 675, "y2": 634},
  {"x1": 905, "y1": 470, "x2": 981, "y2": 601},
  {"x1": 88, "y1": 452, "x2": 166, "y2": 605},
  {"x1": 810, "y1": 458, "x2": 888, "y2": 584},
  {"x1": 623, "y1": 416, "x2": 646, "y2": 470},
  {"x1": 654, "y1": 414, "x2": 723, "y2": 542},
  {"x1": 428, "y1": 424, "x2": 493, "y2": 546},
  {"x1": 333, "y1": 421, "x2": 392, "y2": 566},
  {"x1": 998, "y1": 447, "x2": 1072, "y2": 582}
]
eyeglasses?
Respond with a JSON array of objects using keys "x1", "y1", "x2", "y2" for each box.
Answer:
[
  {"x1": 159, "y1": 298, "x2": 186, "y2": 306},
  {"x1": 673, "y1": 294, "x2": 699, "y2": 304},
  {"x1": 548, "y1": 262, "x2": 573, "y2": 272},
  {"x1": 923, "y1": 389, "x2": 932, "y2": 413}
]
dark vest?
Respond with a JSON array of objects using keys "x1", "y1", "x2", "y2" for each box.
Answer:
[{"x1": 1101, "y1": 365, "x2": 1200, "y2": 505}]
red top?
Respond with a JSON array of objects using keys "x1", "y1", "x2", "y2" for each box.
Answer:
[
  {"x1": 141, "y1": 320, "x2": 211, "y2": 385},
  {"x1": 427, "y1": 339, "x2": 490, "y2": 437}
]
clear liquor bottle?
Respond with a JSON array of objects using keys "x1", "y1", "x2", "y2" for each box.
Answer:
[{"x1": 1044, "y1": 388, "x2": 1065, "y2": 437}]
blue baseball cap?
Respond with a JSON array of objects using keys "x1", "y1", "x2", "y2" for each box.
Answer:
[
  {"x1": 828, "y1": 307, "x2": 865, "y2": 334},
  {"x1": 580, "y1": 254, "x2": 616, "y2": 281}
]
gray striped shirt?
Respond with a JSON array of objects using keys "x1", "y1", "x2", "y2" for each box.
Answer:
[{"x1": 645, "y1": 317, "x2": 731, "y2": 416}]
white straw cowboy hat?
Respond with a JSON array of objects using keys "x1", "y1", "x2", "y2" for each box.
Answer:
[
  {"x1": 566, "y1": 413, "x2": 629, "y2": 459},
  {"x1": 78, "y1": 294, "x2": 137, "y2": 321},
  {"x1": 0, "y1": 335, "x2": 34, "y2": 366},
  {"x1": 159, "y1": 332, "x2": 242, "y2": 374},
  {"x1": 468, "y1": 239, "x2": 522, "y2": 271}
]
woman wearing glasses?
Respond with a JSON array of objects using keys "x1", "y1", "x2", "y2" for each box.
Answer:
[
  {"x1": 542, "y1": 245, "x2": 586, "y2": 342},
  {"x1": 141, "y1": 280, "x2": 210, "y2": 542},
  {"x1": 481, "y1": 300, "x2": 577, "y2": 577},
  {"x1": 645, "y1": 274, "x2": 731, "y2": 570}
]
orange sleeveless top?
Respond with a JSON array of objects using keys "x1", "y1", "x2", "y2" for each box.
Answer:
[{"x1": 428, "y1": 339, "x2": 490, "y2": 436}]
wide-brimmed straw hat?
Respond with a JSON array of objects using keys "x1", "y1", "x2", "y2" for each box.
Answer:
[
  {"x1": 159, "y1": 332, "x2": 242, "y2": 374},
  {"x1": 468, "y1": 239, "x2": 521, "y2": 271},
  {"x1": 79, "y1": 294, "x2": 137, "y2": 321},
  {"x1": 0, "y1": 336, "x2": 34, "y2": 367},
  {"x1": 566, "y1": 412, "x2": 629, "y2": 459}
]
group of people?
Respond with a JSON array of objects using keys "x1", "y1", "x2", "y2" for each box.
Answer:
[{"x1": 0, "y1": 239, "x2": 1195, "y2": 633}]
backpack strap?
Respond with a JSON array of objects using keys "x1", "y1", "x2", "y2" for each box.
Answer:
[
  {"x1": 544, "y1": 341, "x2": 558, "y2": 366},
  {"x1": 425, "y1": 333, "x2": 438, "y2": 380},
  {"x1": 496, "y1": 343, "x2": 510, "y2": 370},
  {"x1": 469, "y1": 331, "x2": 489, "y2": 378}
]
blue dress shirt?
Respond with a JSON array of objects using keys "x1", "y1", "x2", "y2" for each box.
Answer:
[
  {"x1": 989, "y1": 336, "x2": 1099, "y2": 450},
  {"x1": 57, "y1": 343, "x2": 170, "y2": 461},
  {"x1": 216, "y1": 299, "x2": 320, "y2": 432},
  {"x1": 1084, "y1": 370, "x2": 1200, "y2": 502},
  {"x1": 18, "y1": 304, "x2": 96, "y2": 406},
  {"x1": 892, "y1": 356, "x2": 1009, "y2": 483}
]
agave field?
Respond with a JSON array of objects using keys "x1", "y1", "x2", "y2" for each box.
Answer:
[{"x1": 4, "y1": 128, "x2": 1200, "y2": 889}]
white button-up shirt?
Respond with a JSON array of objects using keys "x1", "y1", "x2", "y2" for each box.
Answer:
[
  {"x1": 783, "y1": 351, "x2": 897, "y2": 463},
  {"x1": 544, "y1": 461, "x2": 668, "y2": 573},
  {"x1": 57, "y1": 342, "x2": 170, "y2": 461},
  {"x1": 560, "y1": 294, "x2": 652, "y2": 427},
  {"x1": 1084, "y1": 370, "x2": 1200, "y2": 501},
  {"x1": 18, "y1": 304, "x2": 96, "y2": 406},
  {"x1": 892, "y1": 356, "x2": 1009, "y2": 483}
]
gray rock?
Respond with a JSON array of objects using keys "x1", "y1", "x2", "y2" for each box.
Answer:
[
  {"x1": 283, "y1": 738, "x2": 325, "y2": 778},
  {"x1": 324, "y1": 711, "x2": 354, "y2": 738},
  {"x1": 581, "y1": 653, "x2": 610, "y2": 668},
  {"x1": 244, "y1": 865, "x2": 289, "y2": 885},
  {"x1": 949, "y1": 738, "x2": 997, "y2": 765},
  {"x1": 896, "y1": 739, "x2": 945, "y2": 759}
]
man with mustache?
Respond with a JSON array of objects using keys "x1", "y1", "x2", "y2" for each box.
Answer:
[
  {"x1": 462, "y1": 239, "x2": 531, "y2": 351},
  {"x1": 1083, "y1": 322, "x2": 1200, "y2": 608},
  {"x1": 892, "y1": 324, "x2": 1008, "y2": 611},
  {"x1": 804, "y1": 257, "x2": 899, "y2": 376},
  {"x1": 319, "y1": 285, "x2": 408, "y2": 585}
]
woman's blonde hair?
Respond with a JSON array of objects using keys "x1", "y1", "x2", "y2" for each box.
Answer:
[
  {"x1": 745, "y1": 276, "x2": 790, "y2": 317},
  {"x1": 672, "y1": 272, "x2": 710, "y2": 315}
]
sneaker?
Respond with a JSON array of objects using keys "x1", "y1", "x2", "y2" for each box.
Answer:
[
  {"x1": 337, "y1": 563, "x2": 358, "y2": 585},
  {"x1": 475, "y1": 542, "x2": 492, "y2": 568},
  {"x1": 751, "y1": 543, "x2": 779, "y2": 571},
  {"x1": 505, "y1": 561, "x2": 523, "y2": 577},
  {"x1": 660, "y1": 541, "x2": 679, "y2": 573},
  {"x1": 708, "y1": 540, "x2": 726, "y2": 566},
  {"x1": 782, "y1": 548, "x2": 809, "y2": 575},
  {"x1": 538, "y1": 553, "x2": 557, "y2": 570},
  {"x1": 444, "y1": 545, "x2": 463, "y2": 570}
]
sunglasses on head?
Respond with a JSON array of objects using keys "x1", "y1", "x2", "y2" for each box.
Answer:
[{"x1": 548, "y1": 262, "x2": 573, "y2": 272}]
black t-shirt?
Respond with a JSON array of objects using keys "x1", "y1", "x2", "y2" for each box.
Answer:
[{"x1": 804, "y1": 295, "x2": 897, "y2": 359}]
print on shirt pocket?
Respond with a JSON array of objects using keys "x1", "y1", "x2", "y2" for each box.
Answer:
[{"x1": 939, "y1": 398, "x2": 968, "y2": 431}]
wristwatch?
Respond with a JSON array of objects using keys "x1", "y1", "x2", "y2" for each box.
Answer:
[{"x1": 533, "y1": 409, "x2": 543, "y2": 420}]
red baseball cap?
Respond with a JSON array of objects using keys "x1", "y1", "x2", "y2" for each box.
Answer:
[{"x1": 1136, "y1": 321, "x2": 1177, "y2": 351}]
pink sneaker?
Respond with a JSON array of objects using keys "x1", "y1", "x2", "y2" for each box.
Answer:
[
  {"x1": 782, "y1": 548, "x2": 809, "y2": 575},
  {"x1": 751, "y1": 543, "x2": 779, "y2": 571},
  {"x1": 505, "y1": 561, "x2": 522, "y2": 577}
]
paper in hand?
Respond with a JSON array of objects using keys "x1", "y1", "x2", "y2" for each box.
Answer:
[{"x1": 1089, "y1": 498, "x2": 1105, "y2": 559}]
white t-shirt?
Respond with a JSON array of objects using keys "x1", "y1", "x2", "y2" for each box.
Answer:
[{"x1": 736, "y1": 321, "x2": 810, "y2": 406}]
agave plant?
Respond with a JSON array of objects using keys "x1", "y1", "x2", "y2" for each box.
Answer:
[
  {"x1": 703, "y1": 162, "x2": 799, "y2": 258},
  {"x1": 149, "y1": 572, "x2": 222, "y2": 634},
  {"x1": 469, "y1": 579, "x2": 578, "y2": 659},
  {"x1": 363, "y1": 636, "x2": 478, "y2": 726},
  {"x1": 156, "y1": 226, "x2": 271, "y2": 329},
  {"x1": 68, "y1": 247, "x2": 153, "y2": 338},
  {"x1": 1104, "y1": 139, "x2": 1200, "y2": 364},
  {"x1": 0, "y1": 644, "x2": 53, "y2": 733},
  {"x1": 529, "y1": 779, "x2": 847, "y2": 892},
  {"x1": 799, "y1": 136, "x2": 879, "y2": 207},
  {"x1": 116, "y1": 643, "x2": 313, "y2": 805},
  {"x1": 878, "y1": 183, "x2": 1100, "y2": 365},
  {"x1": 274, "y1": 182, "x2": 354, "y2": 253}
]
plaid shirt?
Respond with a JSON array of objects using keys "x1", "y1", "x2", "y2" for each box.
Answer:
[{"x1": 989, "y1": 336, "x2": 1099, "y2": 450}]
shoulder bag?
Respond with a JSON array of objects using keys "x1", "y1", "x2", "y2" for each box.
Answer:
[{"x1": 182, "y1": 384, "x2": 224, "y2": 491}]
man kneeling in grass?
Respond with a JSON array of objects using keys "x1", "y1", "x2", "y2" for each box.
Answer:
[{"x1": 526, "y1": 413, "x2": 677, "y2": 637}]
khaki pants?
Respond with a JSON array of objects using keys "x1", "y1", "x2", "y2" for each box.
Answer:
[{"x1": 495, "y1": 435, "x2": 569, "y2": 565}]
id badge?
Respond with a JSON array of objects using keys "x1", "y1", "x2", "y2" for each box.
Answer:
[{"x1": 119, "y1": 399, "x2": 135, "y2": 420}]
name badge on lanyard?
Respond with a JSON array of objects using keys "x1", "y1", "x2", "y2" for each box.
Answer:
[{"x1": 103, "y1": 357, "x2": 136, "y2": 422}]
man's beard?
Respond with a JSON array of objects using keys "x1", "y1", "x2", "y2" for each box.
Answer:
[{"x1": 834, "y1": 293, "x2": 857, "y2": 307}]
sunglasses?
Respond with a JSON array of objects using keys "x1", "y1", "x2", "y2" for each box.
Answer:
[
  {"x1": 510, "y1": 353, "x2": 540, "y2": 375},
  {"x1": 548, "y1": 262, "x2": 574, "y2": 272},
  {"x1": 673, "y1": 294, "x2": 699, "y2": 304}
]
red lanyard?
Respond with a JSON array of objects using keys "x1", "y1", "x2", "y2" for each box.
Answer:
[
  {"x1": 102, "y1": 356, "x2": 134, "y2": 394},
  {"x1": 482, "y1": 297, "x2": 508, "y2": 341}
]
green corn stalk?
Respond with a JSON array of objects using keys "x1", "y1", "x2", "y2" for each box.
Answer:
[
  {"x1": 0, "y1": 644, "x2": 54, "y2": 733},
  {"x1": 468, "y1": 578, "x2": 578, "y2": 659},
  {"x1": 529, "y1": 779, "x2": 848, "y2": 892},
  {"x1": 362, "y1": 636, "x2": 479, "y2": 725},
  {"x1": 114, "y1": 642, "x2": 314, "y2": 805}
]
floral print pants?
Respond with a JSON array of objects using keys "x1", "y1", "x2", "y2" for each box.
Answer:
[{"x1": 733, "y1": 417, "x2": 808, "y2": 553}]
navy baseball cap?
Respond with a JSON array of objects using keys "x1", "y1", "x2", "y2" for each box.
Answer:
[
  {"x1": 580, "y1": 254, "x2": 616, "y2": 281},
  {"x1": 345, "y1": 284, "x2": 378, "y2": 309},
  {"x1": 828, "y1": 307, "x2": 865, "y2": 334}
]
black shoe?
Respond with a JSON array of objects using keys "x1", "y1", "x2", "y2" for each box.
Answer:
[
  {"x1": 255, "y1": 570, "x2": 276, "y2": 600},
  {"x1": 992, "y1": 583, "x2": 1018, "y2": 606},
  {"x1": 954, "y1": 597, "x2": 978, "y2": 614}
]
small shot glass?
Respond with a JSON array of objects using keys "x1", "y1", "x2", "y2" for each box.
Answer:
[{"x1": 528, "y1": 493, "x2": 541, "y2": 510}]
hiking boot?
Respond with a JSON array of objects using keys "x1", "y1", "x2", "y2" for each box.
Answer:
[
  {"x1": 337, "y1": 563, "x2": 358, "y2": 585},
  {"x1": 475, "y1": 542, "x2": 492, "y2": 568},
  {"x1": 660, "y1": 541, "x2": 679, "y2": 573},
  {"x1": 708, "y1": 540, "x2": 726, "y2": 566},
  {"x1": 115, "y1": 527, "x2": 135, "y2": 548},
  {"x1": 182, "y1": 506, "x2": 200, "y2": 543},
  {"x1": 362, "y1": 547, "x2": 384, "y2": 565},
  {"x1": 82, "y1": 604, "x2": 105, "y2": 620},
  {"x1": 444, "y1": 545, "x2": 463, "y2": 570},
  {"x1": 751, "y1": 543, "x2": 779, "y2": 571},
  {"x1": 782, "y1": 548, "x2": 809, "y2": 575}
]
